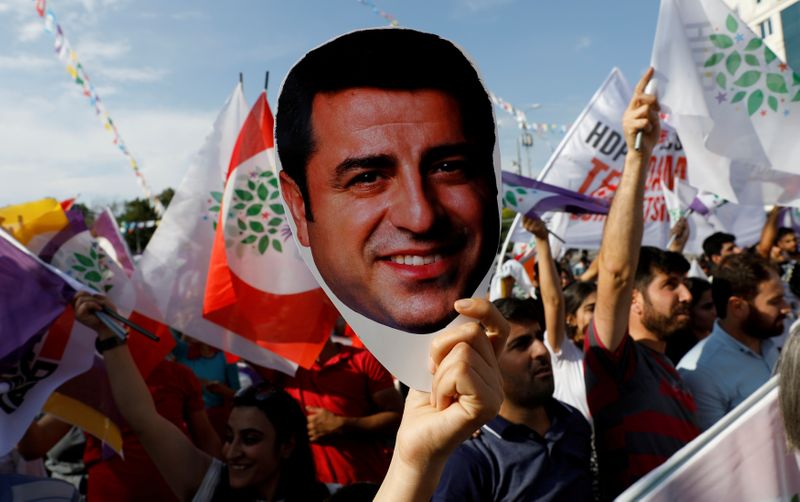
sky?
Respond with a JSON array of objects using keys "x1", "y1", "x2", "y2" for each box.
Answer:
[{"x1": 0, "y1": 0, "x2": 660, "y2": 209}]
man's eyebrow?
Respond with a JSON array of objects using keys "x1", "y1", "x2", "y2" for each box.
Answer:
[
  {"x1": 420, "y1": 142, "x2": 474, "y2": 165},
  {"x1": 333, "y1": 154, "x2": 395, "y2": 179}
]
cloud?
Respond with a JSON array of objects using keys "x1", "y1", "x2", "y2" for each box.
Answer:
[
  {"x1": 575, "y1": 36, "x2": 592, "y2": 51},
  {"x1": 0, "y1": 87, "x2": 215, "y2": 205},
  {"x1": 96, "y1": 66, "x2": 167, "y2": 83},
  {"x1": 17, "y1": 20, "x2": 43, "y2": 42},
  {"x1": 171, "y1": 10, "x2": 206, "y2": 21},
  {"x1": 458, "y1": 0, "x2": 515, "y2": 13},
  {"x1": 0, "y1": 54, "x2": 53, "y2": 70},
  {"x1": 73, "y1": 38, "x2": 130, "y2": 61}
]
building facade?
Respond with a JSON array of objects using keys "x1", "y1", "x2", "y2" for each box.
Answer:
[{"x1": 724, "y1": 0, "x2": 800, "y2": 71}]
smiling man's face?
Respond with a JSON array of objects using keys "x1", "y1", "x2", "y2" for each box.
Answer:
[{"x1": 281, "y1": 87, "x2": 497, "y2": 333}]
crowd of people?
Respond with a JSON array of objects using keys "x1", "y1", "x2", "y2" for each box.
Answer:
[{"x1": 4, "y1": 27, "x2": 800, "y2": 502}]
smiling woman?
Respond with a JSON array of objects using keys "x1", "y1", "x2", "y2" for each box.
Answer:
[{"x1": 194, "y1": 384, "x2": 328, "y2": 501}]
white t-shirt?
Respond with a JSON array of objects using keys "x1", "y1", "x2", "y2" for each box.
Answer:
[{"x1": 544, "y1": 335, "x2": 591, "y2": 423}]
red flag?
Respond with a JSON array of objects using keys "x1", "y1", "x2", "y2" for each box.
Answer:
[
  {"x1": 203, "y1": 93, "x2": 337, "y2": 368},
  {"x1": 59, "y1": 198, "x2": 76, "y2": 212}
]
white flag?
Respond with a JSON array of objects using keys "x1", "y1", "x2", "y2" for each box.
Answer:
[
  {"x1": 133, "y1": 83, "x2": 296, "y2": 375},
  {"x1": 619, "y1": 377, "x2": 800, "y2": 501},
  {"x1": 536, "y1": 68, "x2": 765, "y2": 254},
  {"x1": 651, "y1": 0, "x2": 800, "y2": 206}
]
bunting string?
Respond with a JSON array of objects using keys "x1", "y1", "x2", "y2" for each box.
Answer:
[
  {"x1": 356, "y1": 0, "x2": 399, "y2": 27},
  {"x1": 488, "y1": 92, "x2": 570, "y2": 135},
  {"x1": 31, "y1": 0, "x2": 164, "y2": 215}
]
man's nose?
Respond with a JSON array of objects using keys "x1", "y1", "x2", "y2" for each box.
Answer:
[
  {"x1": 389, "y1": 170, "x2": 438, "y2": 234},
  {"x1": 531, "y1": 339, "x2": 549, "y2": 360},
  {"x1": 678, "y1": 283, "x2": 692, "y2": 303}
]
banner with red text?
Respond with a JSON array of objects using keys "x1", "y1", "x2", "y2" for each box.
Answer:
[{"x1": 534, "y1": 68, "x2": 765, "y2": 254}]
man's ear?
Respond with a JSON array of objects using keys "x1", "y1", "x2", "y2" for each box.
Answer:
[
  {"x1": 280, "y1": 171, "x2": 310, "y2": 247},
  {"x1": 727, "y1": 296, "x2": 748, "y2": 321},
  {"x1": 631, "y1": 289, "x2": 644, "y2": 316}
]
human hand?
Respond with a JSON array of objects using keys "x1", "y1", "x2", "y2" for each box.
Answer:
[
  {"x1": 392, "y1": 298, "x2": 507, "y2": 475},
  {"x1": 306, "y1": 406, "x2": 345, "y2": 442},
  {"x1": 623, "y1": 67, "x2": 661, "y2": 156},
  {"x1": 522, "y1": 215, "x2": 548, "y2": 240},
  {"x1": 668, "y1": 216, "x2": 690, "y2": 252},
  {"x1": 73, "y1": 291, "x2": 117, "y2": 340}
]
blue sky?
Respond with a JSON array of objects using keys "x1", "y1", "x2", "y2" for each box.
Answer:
[{"x1": 0, "y1": 0, "x2": 659, "y2": 208}]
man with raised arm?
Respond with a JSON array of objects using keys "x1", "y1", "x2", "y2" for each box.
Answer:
[{"x1": 586, "y1": 68, "x2": 700, "y2": 500}]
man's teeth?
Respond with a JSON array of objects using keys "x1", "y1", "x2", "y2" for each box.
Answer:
[
  {"x1": 390, "y1": 254, "x2": 443, "y2": 265},
  {"x1": 230, "y1": 465, "x2": 249, "y2": 471}
]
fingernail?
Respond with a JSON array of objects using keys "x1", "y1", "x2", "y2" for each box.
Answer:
[{"x1": 454, "y1": 299, "x2": 473, "y2": 309}]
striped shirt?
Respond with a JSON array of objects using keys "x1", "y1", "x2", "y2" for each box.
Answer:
[{"x1": 584, "y1": 321, "x2": 700, "y2": 500}]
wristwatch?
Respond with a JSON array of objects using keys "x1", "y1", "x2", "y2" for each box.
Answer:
[{"x1": 95, "y1": 335, "x2": 127, "y2": 354}]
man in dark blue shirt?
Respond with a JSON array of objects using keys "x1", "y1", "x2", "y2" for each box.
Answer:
[{"x1": 432, "y1": 297, "x2": 592, "y2": 501}]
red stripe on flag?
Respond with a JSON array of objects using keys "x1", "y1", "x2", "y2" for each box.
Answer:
[
  {"x1": 127, "y1": 312, "x2": 175, "y2": 379},
  {"x1": 203, "y1": 242, "x2": 336, "y2": 368},
  {"x1": 39, "y1": 306, "x2": 75, "y2": 360},
  {"x1": 225, "y1": 92, "x2": 273, "y2": 179}
]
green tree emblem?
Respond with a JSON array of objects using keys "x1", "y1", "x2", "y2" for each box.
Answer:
[
  {"x1": 705, "y1": 14, "x2": 800, "y2": 116},
  {"x1": 206, "y1": 191, "x2": 223, "y2": 231},
  {"x1": 222, "y1": 168, "x2": 287, "y2": 255},
  {"x1": 69, "y1": 241, "x2": 114, "y2": 293},
  {"x1": 503, "y1": 187, "x2": 529, "y2": 210}
]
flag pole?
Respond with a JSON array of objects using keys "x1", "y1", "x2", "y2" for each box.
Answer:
[{"x1": 264, "y1": 71, "x2": 269, "y2": 91}]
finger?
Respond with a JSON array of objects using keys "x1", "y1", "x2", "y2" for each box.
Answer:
[
  {"x1": 431, "y1": 341, "x2": 499, "y2": 411},
  {"x1": 632, "y1": 94, "x2": 658, "y2": 107},
  {"x1": 633, "y1": 67, "x2": 655, "y2": 96},
  {"x1": 433, "y1": 350, "x2": 501, "y2": 427},
  {"x1": 429, "y1": 320, "x2": 498, "y2": 377},
  {"x1": 627, "y1": 118, "x2": 651, "y2": 132},
  {"x1": 454, "y1": 299, "x2": 510, "y2": 356}
]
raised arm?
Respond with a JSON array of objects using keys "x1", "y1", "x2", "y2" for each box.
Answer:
[
  {"x1": 375, "y1": 299, "x2": 507, "y2": 502},
  {"x1": 756, "y1": 206, "x2": 781, "y2": 258},
  {"x1": 594, "y1": 68, "x2": 660, "y2": 352},
  {"x1": 74, "y1": 293, "x2": 212, "y2": 502},
  {"x1": 668, "y1": 216, "x2": 690, "y2": 253},
  {"x1": 523, "y1": 216, "x2": 567, "y2": 352}
]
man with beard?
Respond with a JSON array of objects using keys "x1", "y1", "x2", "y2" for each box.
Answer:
[
  {"x1": 585, "y1": 68, "x2": 700, "y2": 500},
  {"x1": 677, "y1": 253, "x2": 788, "y2": 430},
  {"x1": 431, "y1": 297, "x2": 592, "y2": 501}
]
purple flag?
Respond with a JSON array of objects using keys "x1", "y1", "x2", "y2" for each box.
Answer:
[
  {"x1": 0, "y1": 230, "x2": 76, "y2": 360},
  {"x1": 501, "y1": 171, "x2": 610, "y2": 219},
  {"x1": 91, "y1": 208, "x2": 135, "y2": 277}
]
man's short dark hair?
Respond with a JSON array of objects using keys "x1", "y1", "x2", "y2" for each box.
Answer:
[
  {"x1": 712, "y1": 253, "x2": 778, "y2": 318},
  {"x1": 702, "y1": 231, "x2": 736, "y2": 258},
  {"x1": 493, "y1": 297, "x2": 545, "y2": 329},
  {"x1": 275, "y1": 28, "x2": 496, "y2": 218},
  {"x1": 776, "y1": 227, "x2": 796, "y2": 244},
  {"x1": 634, "y1": 246, "x2": 690, "y2": 292}
]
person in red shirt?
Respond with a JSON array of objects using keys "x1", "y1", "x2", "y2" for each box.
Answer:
[
  {"x1": 584, "y1": 68, "x2": 700, "y2": 500},
  {"x1": 261, "y1": 334, "x2": 404, "y2": 485},
  {"x1": 83, "y1": 360, "x2": 220, "y2": 501}
]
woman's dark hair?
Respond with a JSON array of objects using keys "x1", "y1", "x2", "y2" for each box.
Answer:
[
  {"x1": 563, "y1": 281, "x2": 597, "y2": 318},
  {"x1": 563, "y1": 281, "x2": 597, "y2": 339},
  {"x1": 215, "y1": 384, "x2": 326, "y2": 501}
]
